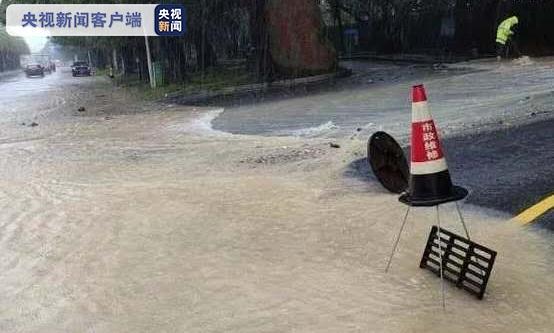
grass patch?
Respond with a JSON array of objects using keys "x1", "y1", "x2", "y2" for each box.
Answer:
[
  {"x1": 94, "y1": 68, "x2": 109, "y2": 77},
  {"x1": 109, "y1": 64, "x2": 339, "y2": 102},
  {"x1": 186, "y1": 66, "x2": 254, "y2": 91},
  {"x1": 112, "y1": 65, "x2": 257, "y2": 101}
]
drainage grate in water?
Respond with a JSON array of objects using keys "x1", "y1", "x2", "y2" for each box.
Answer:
[{"x1": 420, "y1": 226, "x2": 497, "y2": 300}]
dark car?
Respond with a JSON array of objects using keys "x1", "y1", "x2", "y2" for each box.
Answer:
[
  {"x1": 25, "y1": 64, "x2": 45, "y2": 77},
  {"x1": 71, "y1": 61, "x2": 91, "y2": 77}
]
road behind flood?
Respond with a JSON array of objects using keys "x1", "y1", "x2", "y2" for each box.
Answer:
[
  {"x1": 0, "y1": 67, "x2": 553, "y2": 332},
  {"x1": 213, "y1": 57, "x2": 554, "y2": 139},
  {"x1": 213, "y1": 58, "x2": 554, "y2": 228}
]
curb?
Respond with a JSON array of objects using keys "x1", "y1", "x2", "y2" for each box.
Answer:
[
  {"x1": 165, "y1": 68, "x2": 351, "y2": 105},
  {"x1": 339, "y1": 52, "x2": 483, "y2": 64}
]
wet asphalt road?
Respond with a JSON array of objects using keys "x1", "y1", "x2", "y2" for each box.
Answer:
[
  {"x1": 212, "y1": 59, "x2": 554, "y2": 228},
  {"x1": 439, "y1": 119, "x2": 553, "y2": 229},
  {"x1": 345, "y1": 118, "x2": 554, "y2": 229},
  {"x1": 2, "y1": 62, "x2": 552, "y2": 229},
  {"x1": 359, "y1": 116, "x2": 554, "y2": 230},
  {"x1": 212, "y1": 58, "x2": 554, "y2": 139},
  {"x1": 0, "y1": 68, "x2": 94, "y2": 125}
]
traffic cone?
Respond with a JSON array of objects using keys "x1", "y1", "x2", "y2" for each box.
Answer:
[{"x1": 399, "y1": 84, "x2": 468, "y2": 206}]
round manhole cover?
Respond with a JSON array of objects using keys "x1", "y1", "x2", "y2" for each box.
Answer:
[{"x1": 368, "y1": 131, "x2": 409, "y2": 194}]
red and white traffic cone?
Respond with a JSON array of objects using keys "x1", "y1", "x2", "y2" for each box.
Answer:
[{"x1": 399, "y1": 84, "x2": 467, "y2": 206}]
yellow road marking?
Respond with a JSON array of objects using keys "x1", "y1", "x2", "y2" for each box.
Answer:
[{"x1": 514, "y1": 194, "x2": 554, "y2": 225}]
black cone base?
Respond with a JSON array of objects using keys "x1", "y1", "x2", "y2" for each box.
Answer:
[
  {"x1": 399, "y1": 170, "x2": 468, "y2": 206},
  {"x1": 399, "y1": 185, "x2": 468, "y2": 206}
]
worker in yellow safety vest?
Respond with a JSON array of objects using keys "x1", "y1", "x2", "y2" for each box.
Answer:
[{"x1": 496, "y1": 16, "x2": 520, "y2": 60}]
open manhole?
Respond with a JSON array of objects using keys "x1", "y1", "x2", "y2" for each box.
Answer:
[{"x1": 367, "y1": 131, "x2": 409, "y2": 194}]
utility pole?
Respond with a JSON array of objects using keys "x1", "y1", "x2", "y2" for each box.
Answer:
[
  {"x1": 333, "y1": 0, "x2": 345, "y2": 54},
  {"x1": 120, "y1": 55, "x2": 125, "y2": 75},
  {"x1": 144, "y1": 36, "x2": 155, "y2": 89}
]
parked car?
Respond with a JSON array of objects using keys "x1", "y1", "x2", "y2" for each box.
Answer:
[
  {"x1": 24, "y1": 64, "x2": 45, "y2": 77},
  {"x1": 71, "y1": 62, "x2": 92, "y2": 76}
]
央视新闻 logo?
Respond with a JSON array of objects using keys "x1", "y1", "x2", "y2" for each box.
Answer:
[{"x1": 154, "y1": 4, "x2": 186, "y2": 36}]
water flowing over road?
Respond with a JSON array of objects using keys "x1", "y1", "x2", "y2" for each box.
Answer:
[
  {"x1": 0, "y1": 65, "x2": 552, "y2": 332},
  {"x1": 214, "y1": 58, "x2": 554, "y2": 227},
  {"x1": 214, "y1": 58, "x2": 554, "y2": 139}
]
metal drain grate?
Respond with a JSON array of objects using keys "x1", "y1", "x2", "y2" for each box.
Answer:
[{"x1": 420, "y1": 226, "x2": 497, "y2": 299}]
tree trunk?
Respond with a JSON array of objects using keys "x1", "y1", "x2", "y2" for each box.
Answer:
[
  {"x1": 331, "y1": 0, "x2": 345, "y2": 54},
  {"x1": 194, "y1": 36, "x2": 217, "y2": 69},
  {"x1": 247, "y1": 0, "x2": 272, "y2": 81},
  {"x1": 112, "y1": 48, "x2": 118, "y2": 72},
  {"x1": 196, "y1": 0, "x2": 217, "y2": 71}
]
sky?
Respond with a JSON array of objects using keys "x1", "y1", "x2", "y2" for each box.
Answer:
[
  {"x1": 0, "y1": 0, "x2": 45, "y2": 53},
  {"x1": 24, "y1": 36, "x2": 48, "y2": 53}
]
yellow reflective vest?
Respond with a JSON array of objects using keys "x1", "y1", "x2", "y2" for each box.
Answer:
[{"x1": 496, "y1": 16, "x2": 519, "y2": 45}]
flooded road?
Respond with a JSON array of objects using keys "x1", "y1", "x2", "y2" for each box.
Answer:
[
  {"x1": 0, "y1": 66, "x2": 553, "y2": 332},
  {"x1": 213, "y1": 58, "x2": 554, "y2": 139},
  {"x1": 213, "y1": 58, "x2": 554, "y2": 228}
]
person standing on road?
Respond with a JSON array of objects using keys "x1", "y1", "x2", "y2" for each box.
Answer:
[{"x1": 496, "y1": 15, "x2": 520, "y2": 60}]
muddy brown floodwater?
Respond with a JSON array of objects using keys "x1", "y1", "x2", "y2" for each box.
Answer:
[{"x1": 0, "y1": 68, "x2": 552, "y2": 332}]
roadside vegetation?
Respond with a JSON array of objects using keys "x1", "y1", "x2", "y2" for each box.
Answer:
[
  {"x1": 2, "y1": 1, "x2": 554, "y2": 89},
  {"x1": 0, "y1": 22, "x2": 29, "y2": 72}
]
